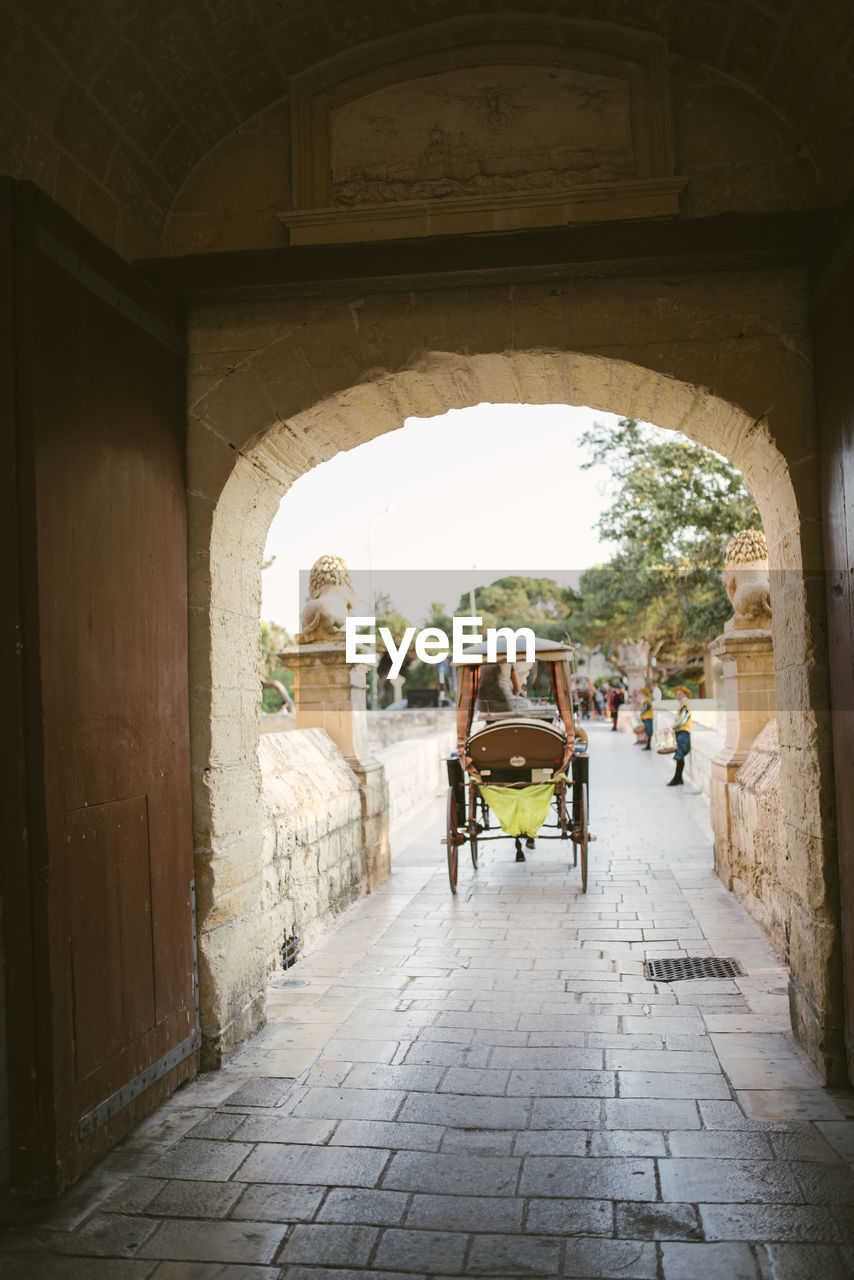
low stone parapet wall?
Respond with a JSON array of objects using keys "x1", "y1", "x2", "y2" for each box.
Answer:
[
  {"x1": 258, "y1": 729, "x2": 364, "y2": 972},
  {"x1": 685, "y1": 724, "x2": 726, "y2": 801},
  {"x1": 377, "y1": 727, "x2": 456, "y2": 829},
  {"x1": 367, "y1": 707, "x2": 455, "y2": 749},
  {"x1": 257, "y1": 725, "x2": 455, "y2": 975}
]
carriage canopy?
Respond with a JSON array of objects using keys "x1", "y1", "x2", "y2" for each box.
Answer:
[{"x1": 454, "y1": 635, "x2": 575, "y2": 770}]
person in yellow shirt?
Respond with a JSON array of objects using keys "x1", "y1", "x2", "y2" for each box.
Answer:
[
  {"x1": 638, "y1": 687, "x2": 653, "y2": 751},
  {"x1": 667, "y1": 686, "x2": 692, "y2": 786}
]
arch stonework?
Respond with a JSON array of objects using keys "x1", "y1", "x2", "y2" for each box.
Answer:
[{"x1": 188, "y1": 267, "x2": 843, "y2": 1080}]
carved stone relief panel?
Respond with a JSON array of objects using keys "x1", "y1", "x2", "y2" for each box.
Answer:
[
  {"x1": 329, "y1": 65, "x2": 635, "y2": 208},
  {"x1": 282, "y1": 18, "x2": 685, "y2": 244}
]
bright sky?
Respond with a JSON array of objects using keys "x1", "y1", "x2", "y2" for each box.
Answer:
[{"x1": 261, "y1": 403, "x2": 622, "y2": 633}]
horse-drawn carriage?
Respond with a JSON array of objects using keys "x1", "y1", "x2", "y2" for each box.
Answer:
[{"x1": 443, "y1": 637, "x2": 591, "y2": 894}]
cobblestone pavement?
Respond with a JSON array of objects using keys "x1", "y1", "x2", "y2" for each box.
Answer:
[{"x1": 2, "y1": 722, "x2": 854, "y2": 1279}]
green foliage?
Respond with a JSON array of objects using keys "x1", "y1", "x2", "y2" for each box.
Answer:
[
  {"x1": 574, "y1": 418, "x2": 762, "y2": 680},
  {"x1": 457, "y1": 576, "x2": 578, "y2": 644},
  {"x1": 260, "y1": 618, "x2": 294, "y2": 711}
]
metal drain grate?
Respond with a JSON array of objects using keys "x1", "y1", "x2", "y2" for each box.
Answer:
[{"x1": 643, "y1": 956, "x2": 746, "y2": 982}]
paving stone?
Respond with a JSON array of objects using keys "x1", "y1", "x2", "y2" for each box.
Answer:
[
  {"x1": 231, "y1": 1116, "x2": 335, "y2": 1144},
  {"x1": 147, "y1": 1181, "x2": 245, "y2": 1219},
  {"x1": 616, "y1": 1201, "x2": 702, "y2": 1240},
  {"x1": 697, "y1": 1101, "x2": 796, "y2": 1131},
  {"x1": 237, "y1": 1144, "x2": 389, "y2": 1188},
  {"x1": 145, "y1": 1142, "x2": 254, "y2": 1184},
  {"x1": 280, "y1": 1222, "x2": 379, "y2": 1266},
  {"x1": 290, "y1": 1087, "x2": 406, "y2": 1121},
  {"x1": 317, "y1": 1190, "x2": 410, "y2": 1227},
  {"x1": 401, "y1": 1041, "x2": 492, "y2": 1068},
  {"x1": 373, "y1": 1227, "x2": 468, "y2": 1273},
  {"x1": 185, "y1": 1114, "x2": 247, "y2": 1141},
  {"x1": 331, "y1": 1119, "x2": 443, "y2": 1151},
  {"x1": 465, "y1": 1232, "x2": 562, "y2": 1274},
  {"x1": 618, "y1": 1070, "x2": 731, "y2": 1099},
  {"x1": 100, "y1": 1177, "x2": 167, "y2": 1214},
  {"x1": 440, "y1": 1128, "x2": 515, "y2": 1156},
  {"x1": 523, "y1": 1198, "x2": 613, "y2": 1235},
  {"x1": 229, "y1": 1184, "x2": 325, "y2": 1222},
  {"x1": 769, "y1": 1130, "x2": 845, "y2": 1162},
  {"x1": 489, "y1": 1046, "x2": 603, "y2": 1070},
  {"x1": 562, "y1": 1237, "x2": 659, "y2": 1278},
  {"x1": 589, "y1": 1130, "x2": 666, "y2": 1157},
  {"x1": 222, "y1": 1079, "x2": 293, "y2": 1108},
  {"x1": 152, "y1": 1263, "x2": 281, "y2": 1278},
  {"x1": 398, "y1": 1093, "x2": 531, "y2": 1130},
  {"x1": 791, "y1": 1161, "x2": 854, "y2": 1204},
  {"x1": 660, "y1": 1240, "x2": 760, "y2": 1278},
  {"x1": 138, "y1": 1219, "x2": 287, "y2": 1263},
  {"x1": 382, "y1": 1151, "x2": 520, "y2": 1196},
  {"x1": 527, "y1": 1098, "x2": 603, "y2": 1129},
  {"x1": 518, "y1": 1156, "x2": 657, "y2": 1200},
  {"x1": 761, "y1": 1243, "x2": 854, "y2": 1278},
  {"x1": 323, "y1": 1039, "x2": 402, "y2": 1063},
  {"x1": 605, "y1": 1049, "x2": 720, "y2": 1073},
  {"x1": 405, "y1": 1194, "x2": 523, "y2": 1233},
  {"x1": 667, "y1": 1130, "x2": 774, "y2": 1159},
  {"x1": 700, "y1": 1201, "x2": 845, "y2": 1241},
  {"x1": 508, "y1": 1068, "x2": 616, "y2": 1097},
  {"x1": 0, "y1": 1261, "x2": 156, "y2": 1278},
  {"x1": 658, "y1": 1157, "x2": 801, "y2": 1203},
  {"x1": 513, "y1": 1130, "x2": 588, "y2": 1156},
  {"x1": 603, "y1": 1099, "x2": 701, "y2": 1129},
  {"x1": 342, "y1": 1063, "x2": 447, "y2": 1092},
  {"x1": 437, "y1": 1067, "x2": 511, "y2": 1095}
]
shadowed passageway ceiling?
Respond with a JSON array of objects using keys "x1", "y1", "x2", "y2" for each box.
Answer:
[{"x1": 1, "y1": 0, "x2": 852, "y2": 258}]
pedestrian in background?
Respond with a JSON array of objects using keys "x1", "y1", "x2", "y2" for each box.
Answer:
[
  {"x1": 639, "y1": 686, "x2": 653, "y2": 751},
  {"x1": 667, "y1": 685, "x2": 692, "y2": 785},
  {"x1": 608, "y1": 682, "x2": 625, "y2": 732}
]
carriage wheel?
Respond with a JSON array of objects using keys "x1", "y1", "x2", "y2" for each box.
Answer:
[
  {"x1": 559, "y1": 783, "x2": 577, "y2": 866},
  {"x1": 467, "y1": 788, "x2": 479, "y2": 870},
  {"x1": 576, "y1": 785, "x2": 589, "y2": 893},
  {"x1": 446, "y1": 788, "x2": 459, "y2": 895}
]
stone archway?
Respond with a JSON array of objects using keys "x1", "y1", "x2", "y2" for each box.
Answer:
[{"x1": 187, "y1": 270, "x2": 842, "y2": 1081}]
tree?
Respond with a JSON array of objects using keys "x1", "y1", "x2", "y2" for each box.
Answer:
[
  {"x1": 458, "y1": 576, "x2": 578, "y2": 644},
  {"x1": 573, "y1": 419, "x2": 762, "y2": 682},
  {"x1": 260, "y1": 618, "x2": 294, "y2": 711}
]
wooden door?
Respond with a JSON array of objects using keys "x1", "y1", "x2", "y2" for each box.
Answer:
[{"x1": 1, "y1": 182, "x2": 197, "y2": 1194}]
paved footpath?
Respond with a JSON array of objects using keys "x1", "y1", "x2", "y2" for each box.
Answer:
[{"x1": 2, "y1": 723, "x2": 854, "y2": 1279}]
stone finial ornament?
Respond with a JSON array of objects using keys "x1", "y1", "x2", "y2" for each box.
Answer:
[
  {"x1": 296, "y1": 554, "x2": 355, "y2": 643},
  {"x1": 722, "y1": 529, "x2": 772, "y2": 629}
]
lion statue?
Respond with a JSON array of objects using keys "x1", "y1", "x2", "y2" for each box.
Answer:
[
  {"x1": 722, "y1": 529, "x2": 772, "y2": 630},
  {"x1": 296, "y1": 554, "x2": 355, "y2": 643}
]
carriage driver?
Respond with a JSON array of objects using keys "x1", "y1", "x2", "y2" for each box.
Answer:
[{"x1": 667, "y1": 686, "x2": 692, "y2": 786}]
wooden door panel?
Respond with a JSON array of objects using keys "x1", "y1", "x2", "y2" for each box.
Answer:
[
  {"x1": 3, "y1": 183, "x2": 197, "y2": 1193},
  {"x1": 67, "y1": 797, "x2": 156, "y2": 1084}
]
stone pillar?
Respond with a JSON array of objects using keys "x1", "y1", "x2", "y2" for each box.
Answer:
[
  {"x1": 709, "y1": 626, "x2": 775, "y2": 885},
  {"x1": 280, "y1": 641, "x2": 390, "y2": 891}
]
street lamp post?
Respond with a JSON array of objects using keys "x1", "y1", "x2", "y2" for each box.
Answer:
[{"x1": 367, "y1": 505, "x2": 393, "y2": 710}]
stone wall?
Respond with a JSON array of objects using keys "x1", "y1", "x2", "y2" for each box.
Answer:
[
  {"x1": 376, "y1": 728, "x2": 456, "y2": 830},
  {"x1": 258, "y1": 729, "x2": 364, "y2": 973},
  {"x1": 367, "y1": 708, "x2": 456, "y2": 750},
  {"x1": 258, "y1": 725, "x2": 453, "y2": 977},
  {"x1": 722, "y1": 720, "x2": 789, "y2": 961},
  {"x1": 189, "y1": 277, "x2": 842, "y2": 1080}
]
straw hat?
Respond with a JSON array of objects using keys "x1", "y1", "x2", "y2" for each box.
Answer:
[
  {"x1": 674, "y1": 685, "x2": 691, "y2": 698},
  {"x1": 640, "y1": 686, "x2": 651, "y2": 696}
]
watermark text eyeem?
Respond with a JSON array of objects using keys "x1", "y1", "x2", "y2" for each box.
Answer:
[{"x1": 344, "y1": 617, "x2": 535, "y2": 679}]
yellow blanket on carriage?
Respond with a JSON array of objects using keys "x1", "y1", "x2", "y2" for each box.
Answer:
[{"x1": 479, "y1": 777, "x2": 563, "y2": 838}]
